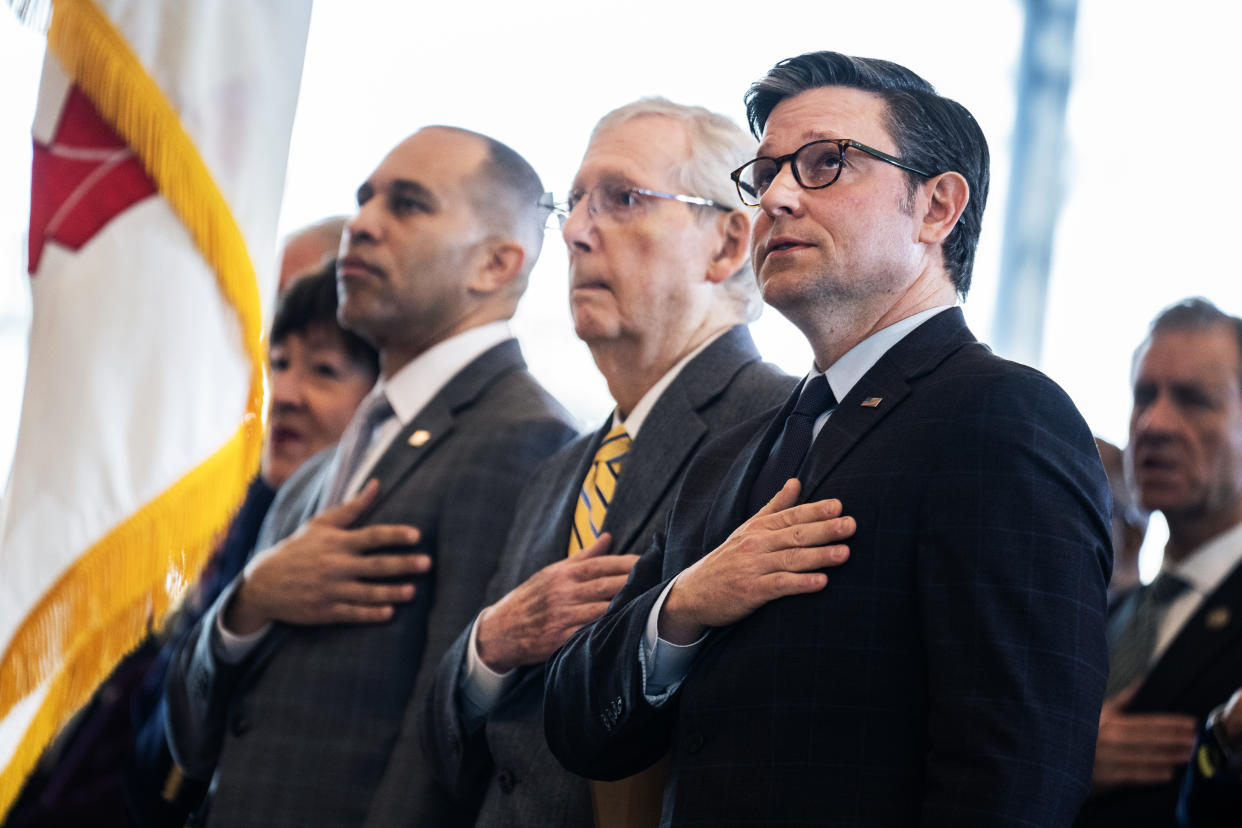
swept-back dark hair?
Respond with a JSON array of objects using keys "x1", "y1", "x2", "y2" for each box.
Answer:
[
  {"x1": 745, "y1": 51, "x2": 990, "y2": 296},
  {"x1": 1142, "y1": 297, "x2": 1242, "y2": 386},
  {"x1": 270, "y1": 260, "x2": 379, "y2": 378}
]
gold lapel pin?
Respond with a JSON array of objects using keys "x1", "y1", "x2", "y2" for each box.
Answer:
[
  {"x1": 861, "y1": 397, "x2": 883, "y2": 408},
  {"x1": 1205, "y1": 606, "x2": 1232, "y2": 631},
  {"x1": 408, "y1": 429, "x2": 431, "y2": 447}
]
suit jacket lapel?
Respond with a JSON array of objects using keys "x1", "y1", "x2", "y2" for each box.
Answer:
[
  {"x1": 1135, "y1": 560, "x2": 1242, "y2": 707},
  {"x1": 351, "y1": 339, "x2": 525, "y2": 523},
  {"x1": 700, "y1": 385, "x2": 795, "y2": 552},
  {"x1": 605, "y1": 382, "x2": 707, "y2": 557},
  {"x1": 604, "y1": 327, "x2": 764, "y2": 557},
  {"x1": 800, "y1": 308, "x2": 977, "y2": 498},
  {"x1": 522, "y1": 427, "x2": 604, "y2": 579}
]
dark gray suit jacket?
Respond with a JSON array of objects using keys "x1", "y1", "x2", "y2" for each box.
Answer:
[
  {"x1": 1077, "y1": 556, "x2": 1242, "y2": 827},
  {"x1": 164, "y1": 339, "x2": 577, "y2": 828},
  {"x1": 545, "y1": 309, "x2": 1114, "y2": 827},
  {"x1": 418, "y1": 326, "x2": 793, "y2": 828}
]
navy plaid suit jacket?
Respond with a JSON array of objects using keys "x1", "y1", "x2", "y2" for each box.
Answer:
[
  {"x1": 164, "y1": 340, "x2": 577, "y2": 828},
  {"x1": 545, "y1": 309, "x2": 1114, "y2": 827}
]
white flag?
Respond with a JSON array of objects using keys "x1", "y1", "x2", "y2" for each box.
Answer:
[{"x1": 0, "y1": 0, "x2": 311, "y2": 814}]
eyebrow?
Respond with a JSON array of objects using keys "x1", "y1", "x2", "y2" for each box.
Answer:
[
  {"x1": 756, "y1": 130, "x2": 846, "y2": 156},
  {"x1": 355, "y1": 178, "x2": 439, "y2": 211},
  {"x1": 567, "y1": 171, "x2": 636, "y2": 195}
]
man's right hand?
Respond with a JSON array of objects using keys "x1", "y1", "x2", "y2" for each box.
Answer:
[
  {"x1": 475, "y1": 533, "x2": 638, "y2": 674},
  {"x1": 1092, "y1": 683, "x2": 1198, "y2": 790},
  {"x1": 658, "y1": 478, "x2": 855, "y2": 645},
  {"x1": 224, "y1": 479, "x2": 432, "y2": 634}
]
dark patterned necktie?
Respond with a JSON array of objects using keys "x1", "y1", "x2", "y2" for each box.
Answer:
[
  {"x1": 1105, "y1": 571, "x2": 1192, "y2": 698},
  {"x1": 748, "y1": 374, "x2": 837, "y2": 514}
]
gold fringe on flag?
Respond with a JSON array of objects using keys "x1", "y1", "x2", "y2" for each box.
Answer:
[{"x1": 0, "y1": 0, "x2": 266, "y2": 815}]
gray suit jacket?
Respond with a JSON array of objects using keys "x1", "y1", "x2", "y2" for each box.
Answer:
[
  {"x1": 164, "y1": 339, "x2": 578, "y2": 828},
  {"x1": 419, "y1": 326, "x2": 794, "y2": 828}
]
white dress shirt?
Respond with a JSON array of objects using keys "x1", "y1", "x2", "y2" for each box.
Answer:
[
  {"x1": 216, "y1": 322, "x2": 514, "y2": 659},
  {"x1": 458, "y1": 330, "x2": 727, "y2": 722},
  {"x1": 642, "y1": 306, "x2": 954, "y2": 702}
]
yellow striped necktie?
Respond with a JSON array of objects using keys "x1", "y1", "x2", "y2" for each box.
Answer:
[{"x1": 568, "y1": 424, "x2": 631, "y2": 556}]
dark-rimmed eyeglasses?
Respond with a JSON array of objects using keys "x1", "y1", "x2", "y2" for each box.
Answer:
[
  {"x1": 545, "y1": 182, "x2": 731, "y2": 230},
  {"x1": 729, "y1": 138, "x2": 933, "y2": 207}
]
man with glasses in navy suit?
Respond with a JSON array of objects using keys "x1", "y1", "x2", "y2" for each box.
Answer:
[{"x1": 545, "y1": 51, "x2": 1113, "y2": 827}]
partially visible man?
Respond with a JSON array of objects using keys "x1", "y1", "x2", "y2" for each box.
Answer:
[
  {"x1": 1096, "y1": 436, "x2": 1150, "y2": 603},
  {"x1": 164, "y1": 127, "x2": 578, "y2": 827},
  {"x1": 277, "y1": 215, "x2": 346, "y2": 292},
  {"x1": 418, "y1": 99, "x2": 794, "y2": 828},
  {"x1": 1079, "y1": 297, "x2": 1242, "y2": 827},
  {"x1": 1177, "y1": 685, "x2": 1242, "y2": 826},
  {"x1": 545, "y1": 51, "x2": 1111, "y2": 826}
]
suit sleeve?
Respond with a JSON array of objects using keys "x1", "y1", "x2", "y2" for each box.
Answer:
[
  {"x1": 363, "y1": 413, "x2": 578, "y2": 828},
  {"x1": 544, "y1": 528, "x2": 687, "y2": 781},
  {"x1": 1176, "y1": 728, "x2": 1242, "y2": 827},
  {"x1": 419, "y1": 447, "x2": 574, "y2": 799},
  {"x1": 161, "y1": 588, "x2": 256, "y2": 779},
  {"x1": 915, "y1": 370, "x2": 1112, "y2": 825},
  {"x1": 160, "y1": 458, "x2": 321, "y2": 780},
  {"x1": 419, "y1": 623, "x2": 497, "y2": 801}
]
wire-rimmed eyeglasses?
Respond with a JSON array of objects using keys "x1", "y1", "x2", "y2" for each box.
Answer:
[
  {"x1": 543, "y1": 182, "x2": 731, "y2": 230},
  {"x1": 729, "y1": 138, "x2": 933, "y2": 207}
]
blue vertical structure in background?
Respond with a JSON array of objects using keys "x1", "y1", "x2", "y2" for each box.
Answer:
[{"x1": 993, "y1": 0, "x2": 1079, "y2": 366}]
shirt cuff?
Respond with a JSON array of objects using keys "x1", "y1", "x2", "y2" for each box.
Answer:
[
  {"x1": 459, "y1": 614, "x2": 519, "y2": 725},
  {"x1": 641, "y1": 576, "x2": 707, "y2": 705},
  {"x1": 213, "y1": 579, "x2": 270, "y2": 664}
]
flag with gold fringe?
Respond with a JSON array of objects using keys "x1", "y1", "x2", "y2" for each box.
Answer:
[{"x1": 0, "y1": 0, "x2": 311, "y2": 816}]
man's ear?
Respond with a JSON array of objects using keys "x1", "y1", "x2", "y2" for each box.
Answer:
[
  {"x1": 706, "y1": 210, "x2": 751, "y2": 285},
  {"x1": 917, "y1": 171, "x2": 969, "y2": 246},
  {"x1": 468, "y1": 239, "x2": 526, "y2": 295}
]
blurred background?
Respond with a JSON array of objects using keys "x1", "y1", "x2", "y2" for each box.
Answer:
[{"x1": 2, "y1": 0, "x2": 1239, "y2": 579}]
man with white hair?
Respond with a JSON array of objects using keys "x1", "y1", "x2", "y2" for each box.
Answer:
[{"x1": 417, "y1": 98, "x2": 794, "y2": 828}]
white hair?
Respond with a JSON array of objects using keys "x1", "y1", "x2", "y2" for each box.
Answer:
[{"x1": 591, "y1": 98, "x2": 763, "y2": 321}]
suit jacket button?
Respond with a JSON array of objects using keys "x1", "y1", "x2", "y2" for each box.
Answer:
[
  {"x1": 230, "y1": 710, "x2": 251, "y2": 736},
  {"x1": 496, "y1": 769, "x2": 517, "y2": 793},
  {"x1": 684, "y1": 731, "x2": 704, "y2": 754}
]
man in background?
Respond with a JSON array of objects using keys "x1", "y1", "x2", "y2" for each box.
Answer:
[
  {"x1": 277, "y1": 215, "x2": 346, "y2": 292},
  {"x1": 1080, "y1": 297, "x2": 1242, "y2": 826},
  {"x1": 1096, "y1": 436, "x2": 1150, "y2": 603}
]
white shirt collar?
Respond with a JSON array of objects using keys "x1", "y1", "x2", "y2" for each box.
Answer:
[
  {"x1": 376, "y1": 321, "x2": 513, "y2": 425},
  {"x1": 818, "y1": 305, "x2": 954, "y2": 401},
  {"x1": 611, "y1": 329, "x2": 729, "y2": 439},
  {"x1": 1165, "y1": 520, "x2": 1242, "y2": 596}
]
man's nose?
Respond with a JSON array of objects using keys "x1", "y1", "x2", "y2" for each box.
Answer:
[
  {"x1": 561, "y1": 199, "x2": 596, "y2": 253},
  {"x1": 1134, "y1": 390, "x2": 1181, "y2": 436},
  {"x1": 758, "y1": 163, "x2": 803, "y2": 216},
  {"x1": 345, "y1": 202, "x2": 382, "y2": 245}
]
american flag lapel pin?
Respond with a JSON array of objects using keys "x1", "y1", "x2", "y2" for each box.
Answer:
[{"x1": 861, "y1": 397, "x2": 883, "y2": 408}]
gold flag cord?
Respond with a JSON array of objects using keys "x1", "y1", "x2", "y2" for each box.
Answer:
[{"x1": 0, "y1": 0, "x2": 266, "y2": 816}]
